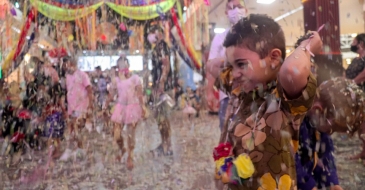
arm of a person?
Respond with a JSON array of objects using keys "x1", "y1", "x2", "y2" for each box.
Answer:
[
  {"x1": 279, "y1": 32, "x2": 322, "y2": 99},
  {"x1": 353, "y1": 69, "x2": 365, "y2": 84},
  {"x1": 207, "y1": 58, "x2": 225, "y2": 78},
  {"x1": 134, "y1": 76, "x2": 144, "y2": 106},
  {"x1": 104, "y1": 87, "x2": 115, "y2": 110},
  {"x1": 82, "y1": 72, "x2": 93, "y2": 109},
  {"x1": 161, "y1": 57, "x2": 171, "y2": 83},
  {"x1": 206, "y1": 34, "x2": 225, "y2": 78},
  {"x1": 86, "y1": 85, "x2": 93, "y2": 109}
]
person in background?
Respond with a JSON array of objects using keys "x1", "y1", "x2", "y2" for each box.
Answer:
[
  {"x1": 296, "y1": 77, "x2": 365, "y2": 190},
  {"x1": 346, "y1": 33, "x2": 365, "y2": 90},
  {"x1": 194, "y1": 87, "x2": 202, "y2": 117},
  {"x1": 95, "y1": 66, "x2": 108, "y2": 109},
  {"x1": 207, "y1": 0, "x2": 247, "y2": 131},
  {"x1": 182, "y1": 87, "x2": 198, "y2": 118},
  {"x1": 147, "y1": 22, "x2": 174, "y2": 156},
  {"x1": 104, "y1": 56, "x2": 145, "y2": 170},
  {"x1": 64, "y1": 56, "x2": 94, "y2": 148}
]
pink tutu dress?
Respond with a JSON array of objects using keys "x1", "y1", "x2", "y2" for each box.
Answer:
[{"x1": 111, "y1": 75, "x2": 142, "y2": 124}]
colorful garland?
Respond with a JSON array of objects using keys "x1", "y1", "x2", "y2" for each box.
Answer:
[{"x1": 213, "y1": 142, "x2": 255, "y2": 184}]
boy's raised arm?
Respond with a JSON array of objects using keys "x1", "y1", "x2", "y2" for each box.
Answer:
[{"x1": 279, "y1": 32, "x2": 323, "y2": 99}]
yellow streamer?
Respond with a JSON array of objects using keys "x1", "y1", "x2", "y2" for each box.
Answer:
[
  {"x1": 29, "y1": 0, "x2": 103, "y2": 21},
  {"x1": 176, "y1": 0, "x2": 184, "y2": 31},
  {"x1": 3, "y1": 48, "x2": 16, "y2": 71},
  {"x1": 106, "y1": 0, "x2": 176, "y2": 21}
]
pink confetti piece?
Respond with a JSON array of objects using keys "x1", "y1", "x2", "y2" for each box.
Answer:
[{"x1": 119, "y1": 23, "x2": 126, "y2": 31}]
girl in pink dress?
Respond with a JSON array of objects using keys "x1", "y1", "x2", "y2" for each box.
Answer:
[{"x1": 104, "y1": 56, "x2": 145, "y2": 170}]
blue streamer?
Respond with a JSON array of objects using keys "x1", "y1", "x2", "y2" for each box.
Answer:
[{"x1": 170, "y1": 32, "x2": 193, "y2": 69}]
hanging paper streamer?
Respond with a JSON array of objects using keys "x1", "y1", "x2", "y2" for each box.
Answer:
[
  {"x1": 30, "y1": 0, "x2": 103, "y2": 21},
  {"x1": 91, "y1": 10, "x2": 96, "y2": 50},
  {"x1": 176, "y1": 0, "x2": 184, "y2": 31},
  {"x1": 170, "y1": 8, "x2": 201, "y2": 70},
  {"x1": 42, "y1": 0, "x2": 86, "y2": 8},
  {"x1": 106, "y1": 0, "x2": 176, "y2": 20},
  {"x1": 203, "y1": 0, "x2": 210, "y2": 6},
  {"x1": 2, "y1": 48, "x2": 15, "y2": 71},
  {"x1": 10, "y1": 7, "x2": 16, "y2": 16},
  {"x1": 156, "y1": 4, "x2": 165, "y2": 20},
  {"x1": 170, "y1": 32, "x2": 193, "y2": 69},
  {"x1": 119, "y1": 23, "x2": 127, "y2": 31},
  {"x1": 13, "y1": 8, "x2": 35, "y2": 62}
]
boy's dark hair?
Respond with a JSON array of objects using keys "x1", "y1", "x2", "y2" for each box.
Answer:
[
  {"x1": 223, "y1": 14, "x2": 286, "y2": 60},
  {"x1": 317, "y1": 78, "x2": 365, "y2": 135},
  {"x1": 62, "y1": 56, "x2": 77, "y2": 65}
]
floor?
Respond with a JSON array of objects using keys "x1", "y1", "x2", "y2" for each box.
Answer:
[{"x1": 0, "y1": 112, "x2": 364, "y2": 190}]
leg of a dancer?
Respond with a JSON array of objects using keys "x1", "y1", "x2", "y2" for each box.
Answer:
[
  {"x1": 75, "y1": 117, "x2": 85, "y2": 149},
  {"x1": 65, "y1": 117, "x2": 76, "y2": 143},
  {"x1": 126, "y1": 123, "x2": 137, "y2": 170},
  {"x1": 113, "y1": 122, "x2": 125, "y2": 161},
  {"x1": 53, "y1": 138, "x2": 62, "y2": 157},
  {"x1": 159, "y1": 118, "x2": 172, "y2": 155}
]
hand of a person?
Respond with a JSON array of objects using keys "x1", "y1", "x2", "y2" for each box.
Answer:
[
  {"x1": 63, "y1": 112, "x2": 69, "y2": 120},
  {"x1": 311, "y1": 187, "x2": 318, "y2": 190},
  {"x1": 330, "y1": 185, "x2": 343, "y2": 190},
  {"x1": 300, "y1": 31, "x2": 323, "y2": 55}
]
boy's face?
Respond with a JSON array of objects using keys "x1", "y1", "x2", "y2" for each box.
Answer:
[{"x1": 226, "y1": 46, "x2": 281, "y2": 92}]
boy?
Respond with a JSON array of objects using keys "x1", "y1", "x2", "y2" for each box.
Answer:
[
  {"x1": 296, "y1": 77, "x2": 365, "y2": 190},
  {"x1": 214, "y1": 14, "x2": 322, "y2": 189}
]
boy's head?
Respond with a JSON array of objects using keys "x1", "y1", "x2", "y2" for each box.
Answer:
[
  {"x1": 223, "y1": 14, "x2": 285, "y2": 92},
  {"x1": 62, "y1": 56, "x2": 77, "y2": 74},
  {"x1": 308, "y1": 77, "x2": 365, "y2": 135}
]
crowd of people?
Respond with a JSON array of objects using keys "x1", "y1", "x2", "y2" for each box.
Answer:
[{"x1": 0, "y1": 20, "x2": 206, "y2": 173}]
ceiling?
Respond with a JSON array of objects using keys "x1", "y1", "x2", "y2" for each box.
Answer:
[{"x1": 208, "y1": 0, "x2": 364, "y2": 46}]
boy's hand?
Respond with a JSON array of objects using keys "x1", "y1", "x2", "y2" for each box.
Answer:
[{"x1": 300, "y1": 31, "x2": 323, "y2": 55}]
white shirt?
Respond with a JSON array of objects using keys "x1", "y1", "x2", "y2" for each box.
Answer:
[{"x1": 208, "y1": 29, "x2": 230, "y2": 101}]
